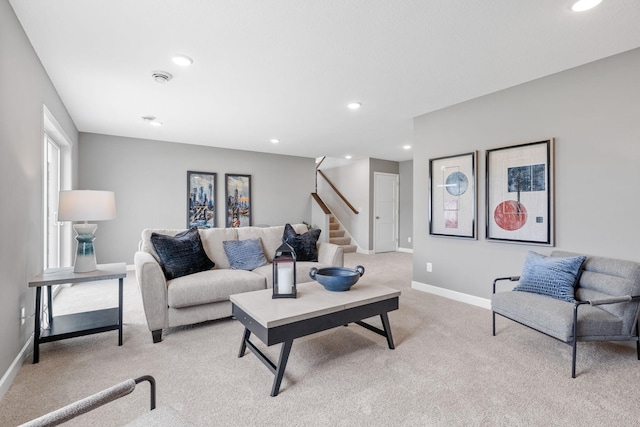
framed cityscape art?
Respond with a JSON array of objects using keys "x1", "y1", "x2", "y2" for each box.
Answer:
[
  {"x1": 429, "y1": 151, "x2": 477, "y2": 239},
  {"x1": 225, "y1": 174, "x2": 251, "y2": 228},
  {"x1": 187, "y1": 171, "x2": 216, "y2": 228},
  {"x1": 486, "y1": 139, "x2": 554, "y2": 245}
]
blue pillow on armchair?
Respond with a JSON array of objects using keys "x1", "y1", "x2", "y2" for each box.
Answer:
[{"x1": 514, "y1": 251, "x2": 586, "y2": 302}]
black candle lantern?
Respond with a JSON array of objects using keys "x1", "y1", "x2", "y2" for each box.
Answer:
[{"x1": 273, "y1": 241, "x2": 297, "y2": 298}]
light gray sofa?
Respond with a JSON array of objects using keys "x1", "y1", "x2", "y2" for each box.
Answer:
[
  {"x1": 134, "y1": 224, "x2": 344, "y2": 343},
  {"x1": 492, "y1": 250, "x2": 640, "y2": 377}
]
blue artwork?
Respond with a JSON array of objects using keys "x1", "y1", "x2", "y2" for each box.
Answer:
[
  {"x1": 445, "y1": 172, "x2": 469, "y2": 196},
  {"x1": 507, "y1": 164, "x2": 545, "y2": 193}
]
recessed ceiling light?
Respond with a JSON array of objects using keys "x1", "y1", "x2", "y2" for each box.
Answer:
[
  {"x1": 403, "y1": 145, "x2": 412, "y2": 150},
  {"x1": 347, "y1": 102, "x2": 362, "y2": 110},
  {"x1": 270, "y1": 138, "x2": 280, "y2": 144},
  {"x1": 172, "y1": 54, "x2": 193, "y2": 67},
  {"x1": 570, "y1": 0, "x2": 602, "y2": 12},
  {"x1": 345, "y1": 155, "x2": 352, "y2": 160}
]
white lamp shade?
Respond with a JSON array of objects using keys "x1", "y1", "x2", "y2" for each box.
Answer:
[{"x1": 58, "y1": 190, "x2": 117, "y2": 222}]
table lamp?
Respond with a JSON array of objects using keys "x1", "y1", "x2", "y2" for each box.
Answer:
[{"x1": 58, "y1": 190, "x2": 117, "y2": 273}]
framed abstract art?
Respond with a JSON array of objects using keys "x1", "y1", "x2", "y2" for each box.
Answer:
[
  {"x1": 486, "y1": 139, "x2": 554, "y2": 245},
  {"x1": 429, "y1": 151, "x2": 477, "y2": 239},
  {"x1": 187, "y1": 171, "x2": 216, "y2": 228},
  {"x1": 225, "y1": 174, "x2": 251, "y2": 228}
]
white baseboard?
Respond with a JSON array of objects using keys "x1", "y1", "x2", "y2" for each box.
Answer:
[
  {"x1": 398, "y1": 247, "x2": 413, "y2": 254},
  {"x1": 411, "y1": 281, "x2": 491, "y2": 310},
  {"x1": 0, "y1": 335, "x2": 33, "y2": 400}
]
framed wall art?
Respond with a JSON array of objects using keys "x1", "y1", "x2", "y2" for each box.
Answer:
[
  {"x1": 429, "y1": 151, "x2": 477, "y2": 239},
  {"x1": 187, "y1": 171, "x2": 216, "y2": 228},
  {"x1": 486, "y1": 139, "x2": 554, "y2": 245},
  {"x1": 225, "y1": 174, "x2": 251, "y2": 228}
]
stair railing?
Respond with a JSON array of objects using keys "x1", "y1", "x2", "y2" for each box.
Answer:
[{"x1": 316, "y1": 169, "x2": 359, "y2": 215}]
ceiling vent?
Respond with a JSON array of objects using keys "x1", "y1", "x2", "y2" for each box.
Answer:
[{"x1": 151, "y1": 71, "x2": 173, "y2": 84}]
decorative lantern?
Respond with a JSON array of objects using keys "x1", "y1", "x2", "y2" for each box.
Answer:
[{"x1": 273, "y1": 241, "x2": 297, "y2": 298}]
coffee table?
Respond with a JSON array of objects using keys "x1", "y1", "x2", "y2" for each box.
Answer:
[{"x1": 230, "y1": 281, "x2": 400, "y2": 396}]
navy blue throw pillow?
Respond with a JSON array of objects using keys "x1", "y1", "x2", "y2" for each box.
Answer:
[
  {"x1": 150, "y1": 227, "x2": 215, "y2": 280},
  {"x1": 283, "y1": 223, "x2": 321, "y2": 262},
  {"x1": 514, "y1": 251, "x2": 586, "y2": 302},
  {"x1": 223, "y1": 238, "x2": 268, "y2": 271}
]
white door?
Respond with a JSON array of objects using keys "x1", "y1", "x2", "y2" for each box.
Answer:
[{"x1": 374, "y1": 172, "x2": 398, "y2": 253}]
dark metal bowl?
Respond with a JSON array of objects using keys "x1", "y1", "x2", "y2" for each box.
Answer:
[{"x1": 308, "y1": 265, "x2": 365, "y2": 292}]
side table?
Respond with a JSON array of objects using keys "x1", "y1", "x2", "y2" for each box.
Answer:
[{"x1": 28, "y1": 262, "x2": 127, "y2": 363}]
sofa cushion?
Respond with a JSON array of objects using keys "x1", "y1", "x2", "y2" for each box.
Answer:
[
  {"x1": 167, "y1": 269, "x2": 266, "y2": 308},
  {"x1": 283, "y1": 223, "x2": 321, "y2": 261},
  {"x1": 150, "y1": 227, "x2": 215, "y2": 280},
  {"x1": 199, "y1": 228, "x2": 238, "y2": 269},
  {"x1": 514, "y1": 251, "x2": 586, "y2": 303},
  {"x1": 237, "y1": 224, "x2": 308, "y2": 262},
  {"x1": 223, "y1": 238, "x2": 269, "y2": 271}
]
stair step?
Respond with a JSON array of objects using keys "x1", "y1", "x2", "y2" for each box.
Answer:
[
  {"x1": 341, "y1": 245, "x2": 357, "y2": 253},
  {"x1": 329, "y1": 223, "x2": 339, "y2": 230},
  {"x1": 330, "y1": 230, "x2": 344, "y2": 238},
  {"x1": 330, "y1": 237, "x2": 351, "y2": 245}
]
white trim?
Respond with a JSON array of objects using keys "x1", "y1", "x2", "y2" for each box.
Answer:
[
  {"x1": 398, "y1": 247, "x2": 413, "y2": 254},
  {"x1": 411, "y1": 281, "x2": 491, "y2": 310},
  {"x1": 0, "y1": 335, "x2": 33, "y2": 400}
]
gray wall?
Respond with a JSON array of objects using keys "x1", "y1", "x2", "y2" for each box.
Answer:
[
  {"x1": 78, "y1": 133, "x2": 316, "y2": 265},
  {"x1": 413, "y1": 47, "x2": 640, "y2": 300},
  {"x1": 0, "y1": 2, "x2": 78, "y2": 392},
  {"x1": 399, "y1": 160, "x2": 413, "y2": 251}
]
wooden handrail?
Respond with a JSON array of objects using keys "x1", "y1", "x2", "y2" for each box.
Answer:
[
  {"x1": 317, "y1": 170, "x2": 359, "y2": 215},
  {"x1": 311, "y1": 193, "x2": 331, "y2": 214}
]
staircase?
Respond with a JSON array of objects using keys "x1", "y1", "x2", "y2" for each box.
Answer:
[{"x1": 329, "y1": 216, "x2": 357, "y2": 253}]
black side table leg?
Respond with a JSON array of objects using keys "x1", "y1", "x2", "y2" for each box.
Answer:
[
  {"x1": 33, "y1": 287, "x2": 42, "y2": 364},
  {"x1": 118, "y1": 278, "x2": 123, "y2": 345},
  {"x1": 238, "y1": 328, "x2": 251, "y2": 357},
  {"x1": 46, "y1": 285, "x2": 53, "y2": 325},
  {"x1": 271, "y1": 340, "x2": 293, "y2": 397},
  {"x1": 380, "y1": 312, "x2": 395, "y2": 349}
]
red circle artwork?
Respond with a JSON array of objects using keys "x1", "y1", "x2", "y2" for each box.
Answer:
[{"x1": 494, "y1": 200, "x2": 527, "y2": 231}]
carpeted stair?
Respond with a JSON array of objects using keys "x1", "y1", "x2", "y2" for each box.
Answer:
[{"x1": 329, "y1": 216, "x2": 357, "y2": 253}]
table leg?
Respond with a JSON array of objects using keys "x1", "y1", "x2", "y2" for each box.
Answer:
[
  {"x1": 271, "y1": 340, "x2": 293, "y2": 397},
  {"x1": 380, "y1": 312, "x2": 395, "y2": 350},
  {"x1": 238, "y1": 328, "x2": 251, "y2": 357},
  {"x1": 33, "y1": 287, "x2": 42, "y2": 364},
  {"x1": 47, "y1": 285, "x2": 53, "y2": 325},
  {"x1": 118, "y1": 278, "x2": 123, "y2": 346}
]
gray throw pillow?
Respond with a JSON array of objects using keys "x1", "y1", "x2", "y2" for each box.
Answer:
[
  {"x1": 514, "y1": 251, "x2": 586, "y2": 302},
  {"x1": 283, "y1": 223, "x2": 321, "y2": 262},
  {"x1": 150, "y1": 227, "x2": 215, "y2": 280},
  {"x1": 223, "y1": 238, "x2": 268, "y2": 271}
]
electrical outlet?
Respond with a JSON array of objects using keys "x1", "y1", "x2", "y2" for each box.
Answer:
[
  {"x1": 408, "y1": 237, "x2": 412, "y2": 243},
  {"x1": 426, "y1": 262, "x2": 432, "y2": 272},
  {"x1": 20, "y1": 306, "x2": 25, "y2": 325}
]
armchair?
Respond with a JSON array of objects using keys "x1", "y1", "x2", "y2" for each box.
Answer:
[
  {"x1": 18, "y1": 376, "x2": 194, "y2": 427},
  {"x1": 491, "y1": 251, "x2": 640, "y2": 377}
]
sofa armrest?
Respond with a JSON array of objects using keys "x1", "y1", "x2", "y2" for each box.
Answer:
[
  {"x1": 134, "y1": 251, "x2": 169, "y2": 332},
  {"x1": 317, "y1": 242, "x2": 344, "y2": 267}
]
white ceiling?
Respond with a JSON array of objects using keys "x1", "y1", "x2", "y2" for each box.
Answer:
[{"x1": 10, "y1": 0, "x2": 640, "y2": 162}]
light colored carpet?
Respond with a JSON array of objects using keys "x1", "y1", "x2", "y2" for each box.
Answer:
[{"x1": 2, "y1": 251, "x2": 639, "y2": 426}]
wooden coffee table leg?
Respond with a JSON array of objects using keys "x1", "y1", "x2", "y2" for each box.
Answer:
[{"x1": 271, "y1": 340, "x2": 293, "y2": 397}]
